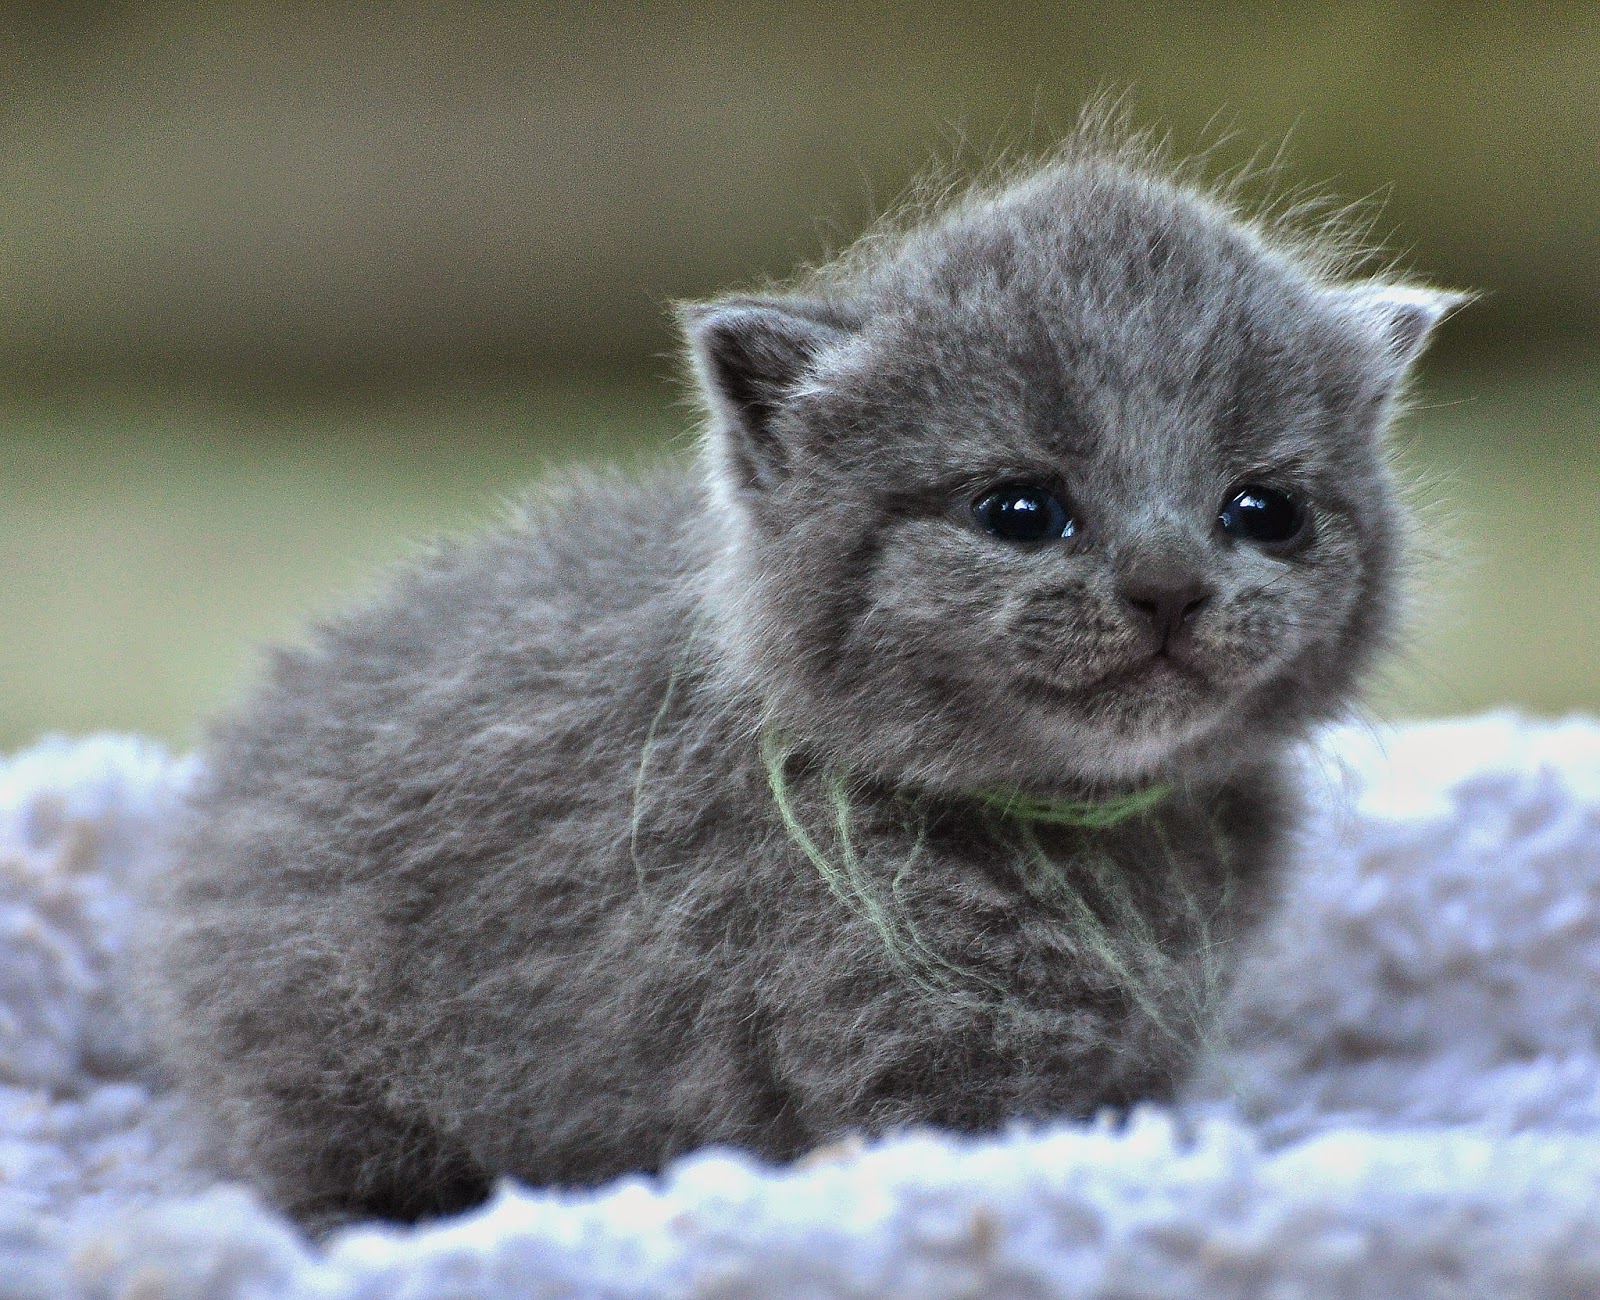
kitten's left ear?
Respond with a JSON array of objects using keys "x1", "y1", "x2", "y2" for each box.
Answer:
[
  {"x1": 1335, "y1": 283, "x2": 1472, "y2": 373},
  {"x1": 681, "y1": 296, "x2": 859, "y2": 495}
]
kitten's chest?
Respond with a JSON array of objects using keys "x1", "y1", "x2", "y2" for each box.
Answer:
[
  {"x1": 751, "y1": 787, "x2": 1239, "y2": 1006},
  {"x1": 928, "y1": 810, "x2": 1232, "y2": 985}
]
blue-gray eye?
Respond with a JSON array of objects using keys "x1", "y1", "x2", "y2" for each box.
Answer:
[
  {"x1": 973, "y1": 485, "x2": 1075, "y2": 543},
  {"x1": 1219, "y1": 485, "x2": 1305, "y2": 544}
]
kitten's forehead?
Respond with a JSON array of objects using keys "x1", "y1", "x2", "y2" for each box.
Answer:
[
  {"x1": 840, "y1": 167, "x2": 1353, "y2": 479},
  {"x1": 944, "y1": 182, "x2": 1288, "y2": 367}
]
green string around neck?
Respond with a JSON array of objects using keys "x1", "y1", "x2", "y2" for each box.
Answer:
[
  {"x1": 757, "y1": 725, "x2": 989, "y2": 1000},
  {"x1": 758, "y1": 725, "x2": 1170, "y2": 833},
  {"x1": 967, "y1": 780, "x2": 1172, "y2": 829},
  {"x1": 757, "y1": 725, "x2": 1177, "y2": 996},
  {"x1": 754, "y1": 725, "x2": 1233, "y2": 1059}
]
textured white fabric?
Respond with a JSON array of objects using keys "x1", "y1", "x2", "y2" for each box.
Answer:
[{"x1": 4, "y1": 717, "x2": 1599, "y2": 1298}]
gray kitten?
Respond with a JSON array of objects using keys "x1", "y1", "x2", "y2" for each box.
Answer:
[{"x1": 145, "y1": 129, "x2": 1460, "y2": 1231}]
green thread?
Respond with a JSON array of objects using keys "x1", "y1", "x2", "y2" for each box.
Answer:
[
  {"x1": 970, "y1": 781, "x2": 1171, "y2": 828},
  {"x1": 1147, "y1": 808, "x2": 1240, "y2": 1064},
  {"x1": 759, "y1": 724, "x2": 1232, "y2": 1053},
  {"x1": 630, "y1": 622, "x2": 703, "y2": 893},
  {"x1": 641, "y1": 705, "x2": 1231, "y2": 1058},
  {"x1": 759, "y1": 728, "x2": 988, "y2": 999},
  {"x1": 1014, "y1": 821, "x2": 1177, "y2": 1041}
]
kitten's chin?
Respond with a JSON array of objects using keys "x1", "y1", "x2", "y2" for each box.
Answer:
[
  {"x1": 1023, "y1": 657, "x2": 1240, "y2": 784},
  {"x1": 1094, "y1": 652, "x2": 1207, "y2": 696}
]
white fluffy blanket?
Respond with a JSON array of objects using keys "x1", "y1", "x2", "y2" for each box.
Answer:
[{"x1": 5, "y1": 717, "x2": 1600, "y2": 1298}]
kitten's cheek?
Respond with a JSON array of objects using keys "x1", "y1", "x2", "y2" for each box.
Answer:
[{"x1": 1200, "y1": 606, "x2": 1318, "y2": 687}]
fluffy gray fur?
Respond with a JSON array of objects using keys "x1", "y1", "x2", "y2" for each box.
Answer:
[{"x1": 144, "y1": 126, "x2": 1461, "y2": 1231}]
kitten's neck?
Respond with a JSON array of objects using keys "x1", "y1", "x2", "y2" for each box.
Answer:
[
  {"x1": 756, "y1": 723, "x2": 1178, "y2": 834},
  {"x1": 960, "y1": 781, "x2": 1173, "y2": 829}
]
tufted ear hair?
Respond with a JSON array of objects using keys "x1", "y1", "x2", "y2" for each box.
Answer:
[
  {"x1": 681, "y1": 296, "x2": 858, "y2": 495},
  {"x1": 1333, "y1": 283, "x2": 1472, "y2": 376}
]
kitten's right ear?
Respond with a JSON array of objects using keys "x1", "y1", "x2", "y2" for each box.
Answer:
[{"x1": 681, "y1": 297, "x2": 856, "y2": 494}]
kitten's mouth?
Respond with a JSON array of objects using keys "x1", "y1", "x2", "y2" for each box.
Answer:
[
  {"x1": 1021, "y1": 645, "x2": 1215, "y2": 716},
  {"x1": 1104, "y1": 648, "x2": 1208, "y2": 691}
]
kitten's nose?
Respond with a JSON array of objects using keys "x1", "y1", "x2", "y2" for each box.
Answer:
[{"x1": 1118, "y1": 575, "x2": 1213, "y2": 649}]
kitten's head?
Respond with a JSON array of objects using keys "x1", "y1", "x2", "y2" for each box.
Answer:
[{"x1": 683, "y1": 147, "x2": 1463, "y2": 794}]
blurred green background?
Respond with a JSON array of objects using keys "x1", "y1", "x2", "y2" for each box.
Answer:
[{"x1": 3, "y1": 3, "x2": 1597, "y2": 751}]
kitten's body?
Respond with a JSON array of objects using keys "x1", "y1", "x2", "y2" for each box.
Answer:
[{"x1": 147, "y1": 134, "x2": 1458, "y2": 1229}]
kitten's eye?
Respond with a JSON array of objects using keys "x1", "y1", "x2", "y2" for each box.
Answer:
[
  {"x1": 1218, "y1": 485, "x2": 1305, "y2": 544},
  {"x1": 972, "y1": 484, "x2": 1075, "y2": 544}
]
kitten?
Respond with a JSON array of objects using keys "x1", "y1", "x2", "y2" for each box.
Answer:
[{"x1": 144, "y1": 127, "x2": 1460, "y2": 1231}]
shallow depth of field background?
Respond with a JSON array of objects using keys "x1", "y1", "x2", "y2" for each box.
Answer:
[{"x1": 3, "y1": 4, "x2": 1597, "y2": 750}]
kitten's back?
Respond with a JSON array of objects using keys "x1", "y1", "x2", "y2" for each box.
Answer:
[{"x1": 148, "y1": 465, "x2": 714, "y2": 1223}]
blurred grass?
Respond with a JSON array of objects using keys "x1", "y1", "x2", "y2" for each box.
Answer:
[
  {"x1": 2, "y1": 7, "x2": 1593, "y2": 755},
  {"x1": 1377, "y1": 346, "x2": 1600, "y2": 722},
  {"x1": 2, "y1": 352, "x2": 1596, "y2": 752},
  {"x1": 0, "y1": 377, "x2": 680, "y2": 750},
  {"x1": 1, "y1": 4, "x2": 1595, "y2": 384}
]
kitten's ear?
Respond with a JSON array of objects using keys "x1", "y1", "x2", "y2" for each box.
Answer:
[
  {"x1": 682, "y1": 297, "x2": 856, "y2": 494},
  {"x1": 1335, "y1": 283, "x2": 1471, "y2": 373}
]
